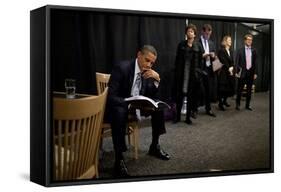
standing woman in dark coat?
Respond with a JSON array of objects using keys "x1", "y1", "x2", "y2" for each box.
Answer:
[
  {"x1": 217, "y1": 35, "x2": 235, "y2": 110},
  {"x1": 172, "y1": 24, "x2": 202, "y2": 124}
]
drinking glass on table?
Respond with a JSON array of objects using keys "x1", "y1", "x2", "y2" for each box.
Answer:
[{"x1": 64, "y1": 79, "x2": 76, "y2": 99}]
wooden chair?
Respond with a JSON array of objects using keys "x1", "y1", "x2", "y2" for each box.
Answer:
[
  {"x1": 96, "y1": 72, "x2": 140, "y2": 159},
  {"x1": 53, "y1": 88, "x2": 108, "y2": 181}
]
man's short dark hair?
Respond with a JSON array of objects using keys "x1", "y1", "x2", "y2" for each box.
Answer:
[
  {"x1": 244, "y1": 34, "x2": 253, "y2": 40},
  {"x1": 140, "y1": 45, "x2": 157, "y2": 57},
  {"x1": 202, "y1": 24, "x2": 212, "y2": 32},
  {"x1": 185, "y1": 23, "x2": 197, "y2": 35}
]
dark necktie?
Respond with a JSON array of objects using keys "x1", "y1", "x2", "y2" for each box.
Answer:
[{"x1": 132, "y1": 72, "x2": 142, "y2": 96}]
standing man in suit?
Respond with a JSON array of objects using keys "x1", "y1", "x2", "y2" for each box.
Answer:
[
  {"x1": 235, "y1": 34, "x2": 258, "y2": 111},
  {"x1": 107, "y1": 45, "x2": 170, "y2": 178},
  {"x1": 198, "y1": 24, "x2": 216, "y2": 117}
]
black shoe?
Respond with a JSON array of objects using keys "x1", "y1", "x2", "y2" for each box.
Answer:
[
  {"x1": 190, "y1": 111, "x2": 197, "y2": 119},
  {"x1": 223, "y1": 102, "x2": 230, "y2": 107},
  {"x1": 185, "y1": 119, "x2": 192, "y2": 125},
  {"x1": 236, "y1": 105, "x2": 240, "y2": 110},
  {"x1": 148, "y1": 144, "x2": 170, "y2": 160},
  {"x1": 114, "y1": 160, "x2": 130, "y2": 178},
  {"x1": 172, "y1": 116, "x2": 181, "y2": 124},
  {"x1": 218, "y1": 104, "x2": 225, "y2": 111},
  {"x1": 206, "y1": 110, "x2": 216, "y2": 117},
  {"x1": 245, "y1": 106, "x2": 253, "y2": 111}
]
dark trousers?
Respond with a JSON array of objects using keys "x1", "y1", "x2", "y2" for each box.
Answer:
[
  {"x1": 236, "y1": 72, "x2": 254, "y2": 107},
  {"x1": 218, "y1": 96, "x2": 228, "y2": 106},
  {"x1": 110, "y1": 106, "x2": 166, "y2": 154},
  {"x1": 176, "y1": 80, "x2": 199, "y2": 121},
  {"x1": 176, "y1": 93, "x2": 191, "y2": 121},
  {"x1": 202, "y1": 74, "x2": 212, "y2": 112}
]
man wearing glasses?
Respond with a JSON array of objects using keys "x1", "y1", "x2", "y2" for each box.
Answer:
[{"x1": 235, "y1": 34, "x2": 258, "y2": 111}]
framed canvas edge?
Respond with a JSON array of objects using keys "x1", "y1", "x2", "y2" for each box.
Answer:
[{"x1": 31, "y1": 4, "x2": 274, "y2": 187}]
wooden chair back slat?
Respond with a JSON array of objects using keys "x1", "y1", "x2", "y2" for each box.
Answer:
[{"x1": 53, "y1": 88, "x2": 108, "y2": 180}]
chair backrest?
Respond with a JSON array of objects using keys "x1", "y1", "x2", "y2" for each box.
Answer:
[
  {"x1": 53, "y1": 88, "x2": 108, "y2": 181},
  {"x1": 96, "y1": 72, "x2": 110, "y2": 95}
]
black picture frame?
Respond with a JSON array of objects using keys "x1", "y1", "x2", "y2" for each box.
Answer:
[{"x1": 30, "y1": 4, "x2": 274, "y2": 187}]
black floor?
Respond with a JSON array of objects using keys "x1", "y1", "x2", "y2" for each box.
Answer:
[{"x1": 98, "y1": 92, "x2": 271, "y2": 179}]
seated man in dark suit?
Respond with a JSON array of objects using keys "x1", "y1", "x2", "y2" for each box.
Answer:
[{"x1": 107, "y1": 45, "x2": 170, "y2": 177}]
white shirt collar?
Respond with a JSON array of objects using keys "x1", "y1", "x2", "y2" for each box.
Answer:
[
  {"x1": 201, "y1": 35, "x2": 209, "y2": 41},
  {"x1": 134, "y1": 58, "x2": 141, "y2": 75},
  {"x1": 131, "y1": 59, "x2": 142, "y2": 96},
  {"x1": 201, "y1": 35, "x2": 205, "y2": 42},
  {"x1": 226, "y1": 48, "x2": 230, "y2": 56}
]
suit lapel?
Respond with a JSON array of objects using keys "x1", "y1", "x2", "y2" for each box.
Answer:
[
  {"x1": 242, "y1": 48, "x2": 246, "y2": 68},
  {"x1": 224, "y1": 49, "x2": 232, "y2": 62},
  {"x1": 229, "y1": 50, "x2": 233, "y2": 63},
  {"x1": 223, "y1": 49, "x2": 228, "y2": 58},
  {"x1": 251, "y1": 49, "x2": 255, "y2": 66},
  {"x1": 199, "y1": 38, "x2": 204, "y2": 51},
  {"x1": 128, "y1": 60, "x2": 135, "y2": 90}
]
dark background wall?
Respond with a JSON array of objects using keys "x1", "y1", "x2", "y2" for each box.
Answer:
[{"x1": 51, "y1": 9, "x2": 271, "y2": 102}]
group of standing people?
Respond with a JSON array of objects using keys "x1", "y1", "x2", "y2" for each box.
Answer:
[{"x1": 172, "y1": 23, "x2": 258, "y2": 124}]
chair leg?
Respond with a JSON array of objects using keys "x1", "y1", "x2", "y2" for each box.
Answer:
[
  {"x1": 127, "y1": 122, "x2": 139, "y2": 160},
  {"x1": 128, "y1": 128, "x2": 132, "y2": 146},
  {"x1": 95, "y1": 156, "x2": 99, "y2": 178},
  {"x1": 133, "y1": 124, "x2": 139, "y2": 160},
  {"x1": 99, "y1": 129, "x2": 104, "y2": 151}
]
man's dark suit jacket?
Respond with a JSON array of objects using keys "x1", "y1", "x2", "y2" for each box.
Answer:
[
  {"x1": 107, "y1": 60, "x2": 158, "y2": 111},
  {"x1": 235, "y1": 47, "x2": 257, "y2": 80},
  {"x1": 198, "y1": 38, "x2": 216, "y2": 75},
  {"x1": 106, "y1": 60, "x2": 164, "y2": 153},
  {"x1": 198, "y1": 38, "x2": 217, "y2": 106}
]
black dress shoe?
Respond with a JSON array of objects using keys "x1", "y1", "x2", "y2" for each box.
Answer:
[
  {"x1": 245, "y1": 106, "x2": 253, "y2": 111},
  {"x1": 114, "y1": 160, "x2": 130, "y2": 178},
  {"x1": 185, "y1": 119, "x2": 192, "y2": 124},
  {"x1": 223, "y1": 102, "x2": 230, "y2": 107},
  {"x1": 218, "y1": 104, "x2": 225, "y2": 111},
  {"x1": 148, "y1": 144, "x2": 170, "y2": 160},
  {"x1": 172, "y1": 117, "x2": 181, "y2": 124},
  {"x1": 206, "y1": 110, "x2": 216, "y2": 117},
  {"x1": 190, "y1": 111, "x2": 197, "y2": 119}
]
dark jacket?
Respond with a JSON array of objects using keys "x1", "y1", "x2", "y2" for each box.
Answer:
[
  {"x1": 235, "y1": 46, "x2": 257, "y2": 79},
  {"x1": 106, "y1": 60, "x2": 165, "y2": 153},
  {"x1": 172, "y1": 40, "x2": 202, "y2": 101},
  {"x1": 107, "y1": 60, "x2": 159, "y2": 109},
  {"x1": 198, "y1": 38, "x2": 216, "y2": 76},
  {"x1": 217, "y1": 48, "x2": 235, "y2": 96}
]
